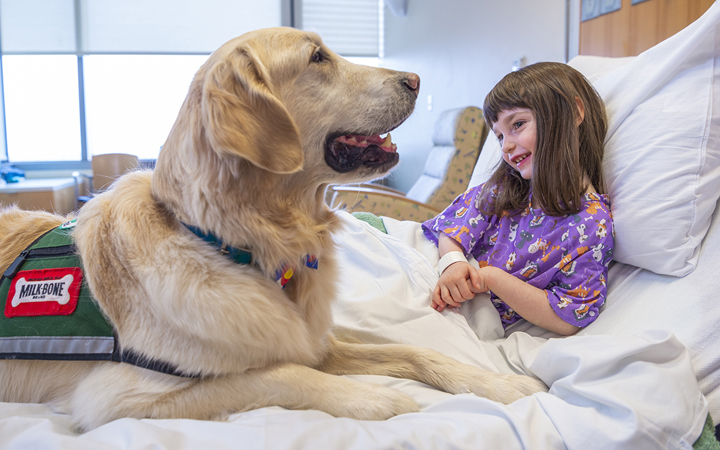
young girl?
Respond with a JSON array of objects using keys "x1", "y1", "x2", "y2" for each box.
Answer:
[{"x1": 422, "y1": 62, "x2": 613, "y2": 336}]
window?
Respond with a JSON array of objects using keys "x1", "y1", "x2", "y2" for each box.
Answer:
[
  {"x1": 83, "y1": 55, "x2": 207, "y2": 159},
  {"x1": 0, "y1": 0, "x2": 282, "y2": 167},
  {"x1": 3, "y1": 55, "x2": 81, "y2": 162},
  {"x1": 0, "y1": 0, "x2": 384, "y2": 166}
]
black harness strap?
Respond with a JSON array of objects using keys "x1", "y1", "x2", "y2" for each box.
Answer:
[{"x1": 112, "y1": 345, "x2": 202, "y2": 378}]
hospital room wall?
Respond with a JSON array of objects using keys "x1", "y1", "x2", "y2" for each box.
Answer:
[{"x1": 378, "y1": 0, "x2": 568, "y2": 193}]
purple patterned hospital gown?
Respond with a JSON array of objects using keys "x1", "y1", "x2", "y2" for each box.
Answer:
[{"x1": 422, "y1": 184, "x2": 614, "y2": 329}]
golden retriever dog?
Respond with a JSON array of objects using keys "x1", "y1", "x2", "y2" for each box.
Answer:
[{"x1": 0, "y1": 27, "x2": 546, "y2": 431}]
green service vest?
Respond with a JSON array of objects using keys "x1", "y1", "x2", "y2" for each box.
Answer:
[{"x1": 0, "y1": 220, "x2": 197, "y2": 377}]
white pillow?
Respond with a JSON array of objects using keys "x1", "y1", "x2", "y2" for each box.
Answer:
[
  {"x1": 566, "y1": 55, "x2": 635, "y2": 83},
  {"x1": 471, "y1": 4, "x2": 720, "y2": 277}
]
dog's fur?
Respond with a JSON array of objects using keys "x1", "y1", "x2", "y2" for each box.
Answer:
[{"x1": 0, "y1": 28, "x2": 546, "y2": 431}]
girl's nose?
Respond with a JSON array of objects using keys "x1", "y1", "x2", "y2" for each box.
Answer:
[{"x1": 501, "y1": 138, "x2": 514, "y2": 154}]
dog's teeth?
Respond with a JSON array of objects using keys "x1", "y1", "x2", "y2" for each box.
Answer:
[
  {"x1": 381, "y1": 133, "x2": 392, "y2": 147},
  {"x1": 347, "y1": 136, "x2": 358, "y2": 144}
]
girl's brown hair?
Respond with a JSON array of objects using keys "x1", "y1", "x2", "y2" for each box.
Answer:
[{"x1": 480, "y1": 62, "x2": 608, "y2": 217}]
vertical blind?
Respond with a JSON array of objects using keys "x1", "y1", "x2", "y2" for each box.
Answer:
[
  {"x1": 299, "y1": 0, "x2": 380, "y2": 56},
  {"x1": 0, "y1": 0, "x2": 282, "y2": 54}
]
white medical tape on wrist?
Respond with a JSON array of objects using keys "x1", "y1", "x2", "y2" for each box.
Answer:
[{"x1": 437, "y1": 251, "x2": 468, "y2": 276}]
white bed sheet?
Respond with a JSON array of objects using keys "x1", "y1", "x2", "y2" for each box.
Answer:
[{"x1": 0, "y1": 212, "x2": 708, "y2": 449}]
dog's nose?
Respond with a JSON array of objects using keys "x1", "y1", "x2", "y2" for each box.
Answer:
[{"x1": 404, "y1": 73, "x2": 420, "y2": 96}]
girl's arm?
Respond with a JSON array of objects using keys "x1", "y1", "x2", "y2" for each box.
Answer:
[
  {"x1": 438, "y1": 232, "x2": 465, "y2": 258},
  {"x1": 434, "y1": 234, "x2": 580, "y2": 336},
  {"x1": 432, "y1": 234, "x2": 483, "y2": 311},
  {"x1": 481, "y1": 266, "x2": 580, "y2": 336}
]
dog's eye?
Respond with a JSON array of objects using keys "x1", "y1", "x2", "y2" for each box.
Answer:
[{"x1": 311, "y1": 50, "x2": 324, "y2": 64}]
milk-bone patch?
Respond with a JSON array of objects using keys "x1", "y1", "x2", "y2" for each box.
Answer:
[{"x1": 5, "y1": 267, "x2": 83, "y2": 318}]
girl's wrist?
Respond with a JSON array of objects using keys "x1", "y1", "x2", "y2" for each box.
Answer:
[
  {"x1": 480, "y1": 265, "x2": 502, "y2": 292},
  {"x1": 437, "y1": 251, "x2": 467, "y2": 275}
]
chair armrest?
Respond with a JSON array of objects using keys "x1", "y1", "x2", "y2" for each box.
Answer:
[
  {"x1": 325, "y1": 183, "x2": 406, "y2": 205},
  {"x1": 356, "y1": 182, "x2": 406, "y2": 196},
  {"x1": 330, "y1": 186, "x2": 441, "y2": 222}
]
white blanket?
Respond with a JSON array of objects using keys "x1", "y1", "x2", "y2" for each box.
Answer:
[{"x1": 0, "y1": 212, "x2": 707, "y2": 449}]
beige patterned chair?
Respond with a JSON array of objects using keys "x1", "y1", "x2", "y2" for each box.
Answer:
[{"x1": 328, "y1": 106, "x2": 488, "y2": 222}]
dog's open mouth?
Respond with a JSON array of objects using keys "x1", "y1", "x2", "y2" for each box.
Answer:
[{"x1": 325, "y1": 133, "x2": 399, "y2": 173}]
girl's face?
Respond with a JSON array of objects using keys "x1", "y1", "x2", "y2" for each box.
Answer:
[{"x1": 492, "y1": 108, "x2": 537, "y2": 180}]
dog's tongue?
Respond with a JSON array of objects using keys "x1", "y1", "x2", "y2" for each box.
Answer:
[{"x1": 334, "y1": 133, "x2": 397, "y2": 153}]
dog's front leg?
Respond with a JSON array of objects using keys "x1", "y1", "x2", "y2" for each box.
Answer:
[
  {"x1": 69, "y1": 361, "x2": 420, "y2": 430},
  {"x1": 223, "y1": 362, "x2": 421, "y2": 420},
  {"x1": 317, "y1": 336, "x2": 548, "y2": 404}
]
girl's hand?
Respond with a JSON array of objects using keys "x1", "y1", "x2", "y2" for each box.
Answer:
[{"x1": 431, "y1": 262, "x2": 489, "y2": 311}]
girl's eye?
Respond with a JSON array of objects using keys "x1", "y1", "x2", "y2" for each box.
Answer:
[
  {"x1": 514, "y1": 121, "x2": 525, "y2": 130},
  {"x1": 311, "y1": 50, "x2": 324, "y2": 63},
  {"x1": 496, "y1": 134, "x2": 504, "y2": 142}
]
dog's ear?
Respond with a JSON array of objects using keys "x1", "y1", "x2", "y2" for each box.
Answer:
[{"x1": 202, "y1": 46, "x2": 304, "y2": 174}]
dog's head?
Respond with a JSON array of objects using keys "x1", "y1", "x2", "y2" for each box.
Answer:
[{"x1": 158, "y1": 28, "x2": 418, "y2": 190}]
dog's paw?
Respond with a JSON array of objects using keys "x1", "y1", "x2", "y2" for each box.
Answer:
[
  {"x1": 319, "y1": 380, "x2": 420, "y2": 420},
  {"x1": 488, "y1": 372, "x2": 548, "y2": 404},
  {"x1": 439, "y1": 365, "x2": 548, "y2": 405}
]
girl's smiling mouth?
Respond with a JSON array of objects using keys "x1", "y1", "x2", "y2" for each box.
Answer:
[{"x1": 511, "y1": 153, "x2": 531, "y2": 167}]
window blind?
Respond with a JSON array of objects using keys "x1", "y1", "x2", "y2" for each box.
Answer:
[
  {"x1": 0, "y1": 0, "x2": 282, "y2": 54},
  {"x1": 0, "y1": 0, "x2": 76, "y2": 54},
  {"x1": 299, "y1": 0, "x2": 380, "y2": 57}
]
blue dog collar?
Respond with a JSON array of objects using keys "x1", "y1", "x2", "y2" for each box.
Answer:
[
  {"x1": 181, "y1": 222, "x2": 252, "y2": 265},
  {"x1": 180, "y1": 222, "x2": 318, "y2": 289}
]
